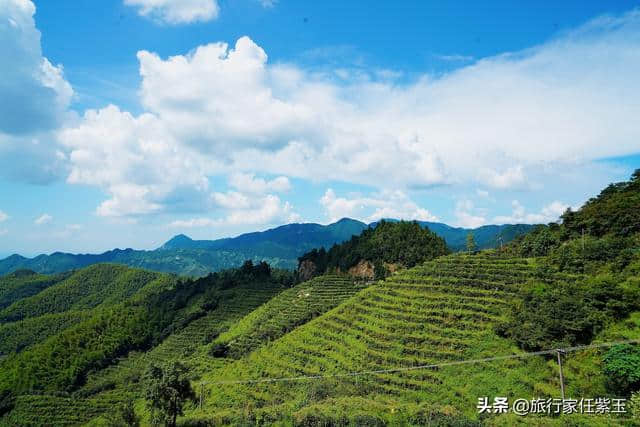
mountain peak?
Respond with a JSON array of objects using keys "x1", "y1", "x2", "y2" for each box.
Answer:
[{"x1": 160, "y1": 234, "x2": 194, "y2": 250}]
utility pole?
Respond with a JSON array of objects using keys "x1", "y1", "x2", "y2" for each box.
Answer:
[{"x1": 556, "y1": 349, "x2": 566, "y2": 400}]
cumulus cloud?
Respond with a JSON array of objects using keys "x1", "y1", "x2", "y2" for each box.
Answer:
[
  {"x1": 320, "y1": 189, "x2": 438, "y2": 223},
  {"x1": 0, "y1": 210, "x2": 8, "y2": 222},
  {"x1": 0, "y1": 0, "x2": 73, "y2": 183},
  {"x1": 493, "y1": 200, "x2": 569, "y2": 224},
  {"x1": 58, "y1": 9, "x2": 640, "y2": 219},
  {"x1": 59, "y1": 105, "x2": 211, "y2": 217},
  {"x1": 34, "y1": 213, "x2": 53, "y2": 225},
  {"x1": 124, "y1": 0, "x2": 219, "y2": 24}
]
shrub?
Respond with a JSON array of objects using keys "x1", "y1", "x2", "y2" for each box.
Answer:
[
  {"x1": 208, "y1": 343, "x2": 229, "y2": 358},
  {"x1": 496, "y1": 276, "x2": 639, "y2": 351},
  {"x1": 603, "y1": 344, "x2": 640, "y2": 396}
]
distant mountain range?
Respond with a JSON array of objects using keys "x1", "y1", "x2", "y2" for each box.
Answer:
[{"x1": 0, "y1": 218, "x2": 534, "y2": 277}]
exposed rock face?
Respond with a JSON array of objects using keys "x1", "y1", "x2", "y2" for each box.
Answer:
[
  {"x1": 298, "y1": 259, "x2": 317, "y2": 282},
  {"x1": 347, "y1": 260, "x2": 375, "y2": 280},
  {"x1": 384, "y1": 262, "x2": 400, "y2": 274}
]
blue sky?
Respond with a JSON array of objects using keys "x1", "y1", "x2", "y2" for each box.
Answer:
[{"x1": 0, "y1": 0, "x2": 639, "y2": 257}]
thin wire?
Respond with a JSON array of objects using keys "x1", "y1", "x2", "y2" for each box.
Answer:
[{"x1": 204, "y1": 339, "x2": 640, "y2": 386}]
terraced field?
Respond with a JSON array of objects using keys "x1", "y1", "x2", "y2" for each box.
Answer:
[
  {"x1": 215, "y1": 275, "x2": 367, "y2": 358},
  {"x1": 195, "y1": 253, "x2": 588, "y2": 424}
]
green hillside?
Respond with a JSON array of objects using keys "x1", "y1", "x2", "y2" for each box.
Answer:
[
  {"x1": 0, "y1": 269, "x2": 70, "y2": 310},
  {"x1": 178, "y1": 252, "x2": 632, "y2": 426},
  {"x1": 193, "y1": 253, "x2": 553, "y2": 425},
  {"x1": 0, "y1": 310, "x2": 92, "y2": 355},
  {"x1": 213, "y1": 275, "x2": 368, "y2": 359},
  {"x1": 0, "y1": 262, "x2": 296, "y2": 425},
  {"x1": 0, "y1": 264, "x2": 164, "y2": 323},
  {"x1": 299, "y1": 220, "x2": 449, "y2": 280}
]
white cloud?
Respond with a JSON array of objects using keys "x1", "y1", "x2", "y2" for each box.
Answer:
[
  {"x1": 229, "y1": 173, "x2": 291, "y2": 194},
  {"x1": 169, "y1": 218, "x2": 216, "y2": 228},
  {"x1": 59, "y1": 105, "x2": 211, "y2": 217},
  {"x1": 124, "y1": 0, "x2": 219, "y2": 24},
  {"x1": 0, "y1": 210, "x2": 8, "y2": 222},
  {"x1": 454, "y1": 200, "x2": 487, "y2": 228},
  {"x1": 433, "y1": 53, "x2": 474, "y2": 62},
  {"x1": 216, "y1": 194, "x2": 300, "y2": 226},
  {"x1": 320, "y1": 189, "x2": 438, "y2": 223},
  {"x1": 34, "y1": 213, "x2": 53, "y2": 225},
  {"x1": 478, "y1": 166, "x2": 526, "y2": 190},
  {"x1": 57, "y1": 10, "x2": 640, "y2": 219},
  {"x1": 0, "y1": 0, "x2": 73, "y2": 184},
  {"x1": 211, "y1": 191, "x2": 251, "y2": 210},
  {"x1": 493, "y1": 200, "x2": 569, "y2": 224},
  {"x1": 170, "y1": 194, "x2": 300, "y2": 228}
]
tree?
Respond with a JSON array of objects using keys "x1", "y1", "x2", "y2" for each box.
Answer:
[
  {"x1": 603, "y1": 344, "x2": 640, "y2": 396},
  {"x1": 144, "y1": 361, "x2": 196, "y2": 427},
  {"x1": 466, "y1": 233, "x2": 476, "y2": 254}
]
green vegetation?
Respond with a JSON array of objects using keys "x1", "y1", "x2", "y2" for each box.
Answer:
[
  {"x1": 603, "y1": 344, "x2": 640, "y2": 396},
  {"x1": 0, "y1": 263, "x2": 291, "y2": 422},
  {"x1": 513, "y1": 170, "x2": 640, "y2": 274},
  {"x1": 496, "y1": 275, "x2": 639, "y2": 351},
  {"x1": 144, "y1": 361, "x2": 195, "y2": 427},
  {"x1": 299, "y1": 220, "x2": 449, "y2": 278},
  {"x1": 194, "y1": 253, "x2": 552, "y2": 424},
  {"x1": 466, "y1": 232, "x2": 477, "y2": 253},
  {"x1": 498, "y1": 172, "x2": 640, "y2": 354},
  {"x1": 0, "y1": 310, "x2": 91, "y2": 355},
  {"x1": 107, "y1": 400, "x2": 140, "y2": 427},
  {"x1": 0, "y1": 269, "x2": 69, "y2": 310},
  {"x1": 213, "y1": 275, "x2": 367, "y2": 359},
  {"x1": 0, "y1": 264, "x2": 164, "y2": 322},
  {"x1": 0, "y1": 262, "x2": 294, "y2": 425}
]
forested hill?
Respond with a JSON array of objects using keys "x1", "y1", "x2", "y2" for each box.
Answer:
[
  {"x1": 510, "y1": 169, "x2": 640, "y2": 270},
  {"x1": 0, "y1": 219, "x2": 533, "y2": 277},
  {"x1": 299, "y1": 220, "x2": 450, "y2": 280}
]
